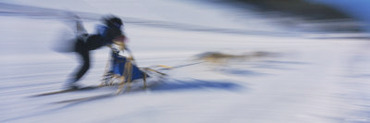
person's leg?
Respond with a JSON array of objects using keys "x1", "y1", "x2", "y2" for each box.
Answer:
[
  {"x1": 67, "y1": 39, "x2": 90, "y2": 88},
  {"x1": 74, "y1": 48, "x2": 90, "y2": 82}
]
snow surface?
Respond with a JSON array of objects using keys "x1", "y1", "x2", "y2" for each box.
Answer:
[{"x1": 1, "y1": 0, "x2": 370, "y2": 123}]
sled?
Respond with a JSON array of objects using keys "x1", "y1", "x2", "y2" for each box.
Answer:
[{"x1": 101, "y1": 48, "x2": 167, "y2": 94}]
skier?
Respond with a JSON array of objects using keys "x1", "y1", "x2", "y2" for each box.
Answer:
[{"x1": 66, "y1": 15, "x2": 127, "y2": 89}]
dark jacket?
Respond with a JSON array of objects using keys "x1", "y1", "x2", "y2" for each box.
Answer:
[{"x1": 85, "y1": 25, "x2": 122, "y2": 50}]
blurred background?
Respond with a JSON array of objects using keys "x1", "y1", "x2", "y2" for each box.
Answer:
[
  {"x1": 208, "y1": 0, "x2": 370, "y2": 37},
  {"x1": 2, "y1": 0, "x2": 370, "y2": 37}
]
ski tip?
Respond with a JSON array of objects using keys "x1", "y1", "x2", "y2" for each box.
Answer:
[{"x1": 28, "y1": 86, "x2": 100, "y2": 98}]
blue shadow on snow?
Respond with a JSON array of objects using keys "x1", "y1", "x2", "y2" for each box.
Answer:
[
  {"x1": 151, "y1": 79, "x2": 243, "y2": 92},
  {"x1": 220, "y1": 68, "x2": 270, "y2": 76}
]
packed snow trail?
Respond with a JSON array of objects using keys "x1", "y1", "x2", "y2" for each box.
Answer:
[{"x1": 1, "y1": 0, "x2": 370, "y2": 123}]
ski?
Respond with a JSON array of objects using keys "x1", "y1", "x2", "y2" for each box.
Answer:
[
  {"x1": 31, "y1": 62, "x2": 198, "y2": 98},
  {"x1": 53, "y1": 93, "x2": 115, "y2": 104},
  {"x1": 53, "y1": 78, "x2": 164, "y2": 104},
  {"x1": 30, "y1": 86, "x2": 103, "y2": 97},
  {"x1": 53, "y1": 87, "x2": 146, "y2": 104}
]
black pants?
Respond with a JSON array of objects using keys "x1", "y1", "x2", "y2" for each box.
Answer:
[
  {"x1": 70, "y1": 38, "x2": 90, "y2": 84},
  {"x1": 70, "y1": 35, "x2": 104, "y2": 84}
]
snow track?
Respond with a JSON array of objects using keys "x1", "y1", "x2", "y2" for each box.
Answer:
[{"x1": 1, "y1": 0, "x2": 370, "y2": 123}]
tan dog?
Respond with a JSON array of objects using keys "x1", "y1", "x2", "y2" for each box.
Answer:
[{"x1": 195, "y1": 51, "x2": 274, "y2": 64}]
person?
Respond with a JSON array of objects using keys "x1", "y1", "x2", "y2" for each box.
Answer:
[{"x1": 66, "y1": 15, "x2": 127, "y2": 89}]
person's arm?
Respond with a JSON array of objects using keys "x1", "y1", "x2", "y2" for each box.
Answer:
[
  {"x1": 111, "y1": 35, "x2": 136, "y2": 62},
  {"x1": 112, "y1": 35, "x2": 126, "y2": 49}
]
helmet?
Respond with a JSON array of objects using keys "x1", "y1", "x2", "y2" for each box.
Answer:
[{"x1": 102, "y1": 15, "x2": 123, "y2": 28}]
